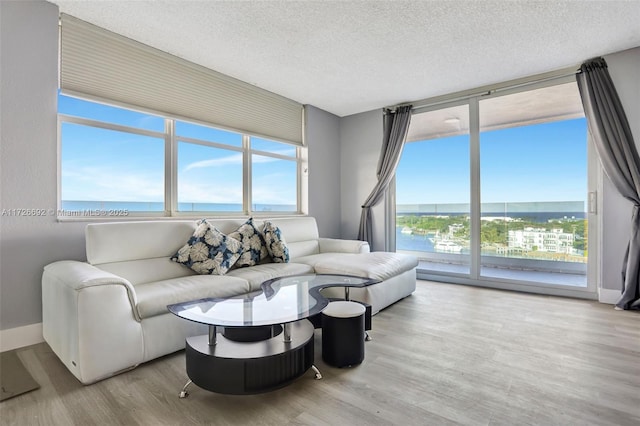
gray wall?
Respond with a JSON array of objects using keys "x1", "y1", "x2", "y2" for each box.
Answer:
[
  {"x1": 305, "y1": 105, "x2": 341, "y2": 238},
  {"x1": 339, "y1": 109, "x2": 385, "y2": 250},
  {"x1": 0, "y1": 0, "x2": 87, "y2": 331},
  {"x1": 600, "y1": 47, "x2": 640, "y2": 291},
  {"x1": 0, "y1": 1, "x2": 342, "y2": 331}
]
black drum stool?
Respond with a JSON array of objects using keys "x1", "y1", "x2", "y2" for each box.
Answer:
[{"x1": 321, "y1": 301, "x2": 365, "y2": 367}]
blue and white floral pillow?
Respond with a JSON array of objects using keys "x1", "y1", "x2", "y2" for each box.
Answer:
[
  {"x1": 262, "y1": 221, "x2": 290, "y2": 263},
  {"x1": 228, "y1": 218, "x2": 269, "y2": 267},
  {"x1": 171, "y1": 219, "x2": 242, "y2": 275}
]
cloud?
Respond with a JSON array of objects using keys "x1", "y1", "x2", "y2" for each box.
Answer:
[
  {"x1": 61, "y1": 149, "x2": 297, "y2": 206},
  {"x1": 178, "y1": 180, "x2": 242, "y2": 204},
  {"x1": 184, "y1": 153, "x2": 243, "y2": 171},
  {"x1": 183, "y1": 149, "x2": 294, "y2": 172},
  {"x1": 62, "y1": 165, "x2": 163, "y2": 202},
  {"x1": 252, "y1": 175, "x2": 296, "y2": 205}
]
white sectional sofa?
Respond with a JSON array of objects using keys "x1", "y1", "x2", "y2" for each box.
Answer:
[{"x1": 42, "y1": 216, "x2": 417, "y2": 384}]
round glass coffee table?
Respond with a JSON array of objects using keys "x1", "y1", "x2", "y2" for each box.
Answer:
[{"x1": 168, "y1": 274, "x2": 379, "y2": 397}]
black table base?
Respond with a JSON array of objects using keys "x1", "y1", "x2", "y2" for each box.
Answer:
[{"x1": 184, "y1": 320, "x2": 315, "y2": 395}]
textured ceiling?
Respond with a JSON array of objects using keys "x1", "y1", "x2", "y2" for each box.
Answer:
[{"x1": 50, "y1": 0, "x2": 640, "y2": 117}]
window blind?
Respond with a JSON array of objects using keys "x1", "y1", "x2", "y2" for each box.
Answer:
[{"x1": 60, "y1": 14, "x2": 304, "y2": 145}]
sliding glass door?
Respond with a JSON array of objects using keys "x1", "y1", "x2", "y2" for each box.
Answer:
[
  {"x1": 478, "y1": 82, "x2": 588, "y2": 286},
  {"x1": 394, "y1": 78, "x2": 596, "y2": 294}
]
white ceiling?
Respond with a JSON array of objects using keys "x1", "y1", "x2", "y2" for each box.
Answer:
[{"x1": 50, "y1": 0, "x2": 640, "y2": 117}]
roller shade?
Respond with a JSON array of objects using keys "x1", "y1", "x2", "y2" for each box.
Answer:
[{"x1": 60, "y1": 14, "x2": 304, "y2": 145}]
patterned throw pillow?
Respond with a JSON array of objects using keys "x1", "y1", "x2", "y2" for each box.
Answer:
[
  {"x1": 171, "y1": 219, "x2": 242, "y2": 275},
  {"x1": 262, "y1": 221, "x2": 290, "y2": 263},
  {"x1": 227, "y1": 218, "x2": 269, "y2": 267}
]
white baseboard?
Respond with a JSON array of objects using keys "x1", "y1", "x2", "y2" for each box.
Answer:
[
  {"x1": 598, "y1": 288, "x2": 621, "y2": 305},
  {"x1": 0, "y1": 323, "x2": 44, "y2": 352}
]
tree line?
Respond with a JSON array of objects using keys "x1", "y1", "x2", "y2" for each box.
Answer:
[{"x1": 397, "y1": 215, "x2": 586, "y2": 250}]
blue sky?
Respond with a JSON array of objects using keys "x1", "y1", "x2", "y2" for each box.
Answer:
[
  {"x1": 59, "y1": 95, "x2": 297, "y2": 207},
  {"x1": 396, "y1": 118, "x2": 588, "y2": 206}
]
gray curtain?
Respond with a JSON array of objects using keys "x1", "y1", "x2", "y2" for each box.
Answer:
[
  {"x1": 358, "y1": 105, "x2": 412, "y2": 247},
  {"x1": 576, "y1": 57, "x2": 640, "y2": 310}
]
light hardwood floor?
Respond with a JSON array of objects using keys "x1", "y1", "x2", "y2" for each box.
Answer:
[{"x1": 2, "y1": 280, "x2": 639, "y2": 425}]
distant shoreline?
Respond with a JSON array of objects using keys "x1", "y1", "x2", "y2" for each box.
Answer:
[{"x1": 397, "y1": 211, "x2": 585, "y2": 222}]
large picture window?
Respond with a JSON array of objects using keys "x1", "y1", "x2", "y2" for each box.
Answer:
[{"x1": 58, "y1": 94, "x2": 302, "y2": 217}]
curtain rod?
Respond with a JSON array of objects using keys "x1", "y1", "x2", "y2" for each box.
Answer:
[{"x1": 390, "y1": 64, "x2": 581, "y2": 113}]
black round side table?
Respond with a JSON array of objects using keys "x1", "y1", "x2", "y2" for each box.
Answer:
[{"x1": 321, "y1": 301, "x2": 366, "y2": 367}]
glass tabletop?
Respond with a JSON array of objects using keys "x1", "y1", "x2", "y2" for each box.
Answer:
[{"x1": 167, "y1": 274, "x2": 378, "y2": 327}]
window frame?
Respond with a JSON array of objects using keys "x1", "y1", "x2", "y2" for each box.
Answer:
[
  {"x1": 392, "y1": 74, "x2": 598, "y2": 298},
  {"x1": 57, "y1": 94, "x2": 304, "y2": 220}
]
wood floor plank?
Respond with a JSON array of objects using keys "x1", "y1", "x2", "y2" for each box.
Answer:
[{"x1": 1, "y1": 280, "x2": 638, "y2": 425}]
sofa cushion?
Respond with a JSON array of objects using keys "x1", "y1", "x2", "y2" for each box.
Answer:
[
  {"x1": 86, "y1": 220, "x2": 197, "y2": 265},
  {"x1": 290, "y1": 253, "x2": 344, "y2": 268},
  {"x1": 135, "y1": 275, "x2": 251, "y2": 319},
  {"x1": 228, "y1": 218, "x2": 269, "y2": 267},
  {"x1": 267, "y1": 217, "x2": 320, "y2": 259},
  {"x1": 262, "y1": 221, "x2": 290, "y2": 263},
  {"x1": 226, "y1": 262, "x2": 314, "y2": 291},
  {"x1": 312, "y1": 252, "x2": 419, "y2": 281},
  {"x1": 171, "y1": 220, "x2": 242, "y2": 275}
]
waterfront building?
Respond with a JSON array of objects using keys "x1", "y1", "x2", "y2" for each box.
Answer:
[{"x1": 508, "y1": 227, "x2": 576, "y2": 254}]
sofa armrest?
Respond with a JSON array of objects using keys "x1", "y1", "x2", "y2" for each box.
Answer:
[
  {"x1": 43, "y1": 260, "x2": 138, "y2": 311},
  {"x1": 318, "y1": 238, "x2": 370, "y2": 254},
  {"x1": 42, "y1": 260, "x2": 144, "y2": 384}
]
